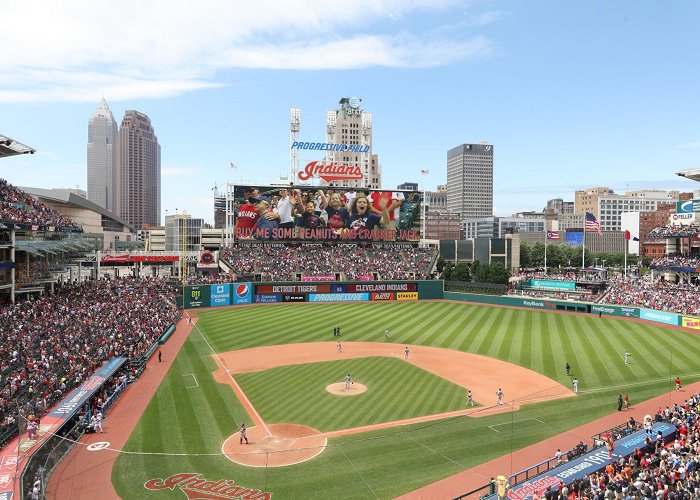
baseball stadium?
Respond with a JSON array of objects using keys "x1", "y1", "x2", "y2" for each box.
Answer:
[{"x1": 2, "y1": 146, "x2": 700, "y2": 500}]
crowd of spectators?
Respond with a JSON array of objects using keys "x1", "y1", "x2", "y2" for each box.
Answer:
[
  {"x1": 0, "y1": 276, "x2": 179, "y2": 439},
  {"x1": 647, "y1": 223, "x2": 700, "y2": 239},
  {"x1": 651, "y1": 254, "x2": 700, "y2": 269},
  {"x1": 556, "y1": 398, "x2": 700, "y2": 500},
  {"x1": 602, "y1": 277, "x2": 700, "y2": 316},
  {"x1": 0, "y1": 178, "x2": 81, "y2": 230},
  {"x1": 219, "y1": 243, "x2": 436, "y2": 281}
]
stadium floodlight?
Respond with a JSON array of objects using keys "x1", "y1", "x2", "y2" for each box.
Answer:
[{"x1": 0, "y1": 133, "x2": 36, "y2": 158}]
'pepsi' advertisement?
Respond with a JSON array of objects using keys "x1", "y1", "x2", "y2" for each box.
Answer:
[{"x1": 233, "y1": 282, "x2": 252, "y2": 305}]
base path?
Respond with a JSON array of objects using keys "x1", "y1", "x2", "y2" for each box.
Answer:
[
  {"x1": 214, "y1": 342, "x2": 574, "y2": 409},
  {"x1": 45, "y1": 314, "x2": 195, "y2": 500}
]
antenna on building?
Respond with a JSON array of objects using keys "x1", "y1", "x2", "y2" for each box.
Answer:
[{"x1": 290, "y1": 107, "x2": 300, "y2": 182}]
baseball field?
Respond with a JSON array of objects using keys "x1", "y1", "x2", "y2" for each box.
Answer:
[{"x1": 109, "y1": 300, "x2": 700, "y2": 499}]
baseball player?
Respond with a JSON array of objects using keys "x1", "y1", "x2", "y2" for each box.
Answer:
[
  {"x1": 345, "y1": 373, "x2": 352, "y2": 389},
  {"x1": 676, "y1": 377, "x2": 681, "y2": 391},
  {"x1": 572, "y1": 377, "x2": 579, "y2": 394},
  {"x1": 239, "y1": 423, "x2": 249, "y2": 444},
  {"x1": 404, "y1": 346, "x2": 409, "y2": 360},
  {"x1": 95, "y1": 410, "x2": 104, "y2": 433},
  {"x1": 624, "y1": 352, "x2": 630, "y2": 365},
  {"x1": 467, "y1": 390, "x2": 474, "y2": 407},
  {"x1": 384, "y1": 329, "x2": 389, "y2": 341},
  {"x1": 496, "y1": 388, "x2": 504, "y2": 405},
  {"x1": 337, "y1": 340, "x2": 342, "y2": 353}
]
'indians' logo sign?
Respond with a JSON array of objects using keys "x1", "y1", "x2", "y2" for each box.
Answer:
[
  {"x1": 297, "y1": 161, "x2": 363, "y2": 182},
  {"x1": 145, "y1": 473, "x2": 272, "y2": 499}
]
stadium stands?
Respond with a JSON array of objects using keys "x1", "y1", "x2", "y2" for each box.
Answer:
[
  {"x1": 0, "y1": 276, "x2": 178, "y2": 442},
  {"x1": 219, "y1": 242, "x2": 437, "y2": 281},
  {"x1": 1, "y1": 178, "x2": 81, "y2": 230},
  {"x1": 602, "y1": 277, "x2": 700, "y2": 315}
]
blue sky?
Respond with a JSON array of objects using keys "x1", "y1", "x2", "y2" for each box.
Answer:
[{"x1": 1, "y1": 0, "x2": 699, "y2": 225}]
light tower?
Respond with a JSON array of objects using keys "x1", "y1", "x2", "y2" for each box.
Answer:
[{"x1": 290, "y1": 107, "x2": 300, "y2": 182}]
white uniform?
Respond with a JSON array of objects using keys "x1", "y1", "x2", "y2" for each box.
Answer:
[
  {"x1": 572, "y1": 378, "x2": 579, "y2": 394},
  {"x1": 95, "y1": 411, "x2": 104, "y2": 432},
  {"x1": 497, "y1": 389, "x2": 504, "y2": 405},
  {"x1": 345, "y1": 374, "x2": 352, "y2": 389}
]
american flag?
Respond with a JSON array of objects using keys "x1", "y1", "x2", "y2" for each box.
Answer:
[
  {"x1": 546, "y1": 231, "x2": 560, "y2": 240},
  {"x1": 421, "y1": 169, "x2": 430, "y2": 175},
  {"x1": 585, "y1": 212, "x2": 602, "y2": 235}
]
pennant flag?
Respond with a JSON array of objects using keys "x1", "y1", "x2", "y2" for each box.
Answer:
[
  {"x1": 420, "y1": 169, "x2": 430, "y2": 175},
  {"x1": 625, "y1": 230, "x2": 631, "y2": 240},
  {"x1": 547, "y1": 231, "x2": 560, "y2": 240},
  {"x1": 585, "y1": 212, "x2": 602, "y2": 235}
]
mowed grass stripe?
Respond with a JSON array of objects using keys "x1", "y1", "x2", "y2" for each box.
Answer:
[{"x1": 236, "y1": 357, "x2": 465, "y2": 431}]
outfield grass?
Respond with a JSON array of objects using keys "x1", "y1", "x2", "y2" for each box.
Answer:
[{"x1": 113, "y1": 301, "x2": 700, "y2": 499}]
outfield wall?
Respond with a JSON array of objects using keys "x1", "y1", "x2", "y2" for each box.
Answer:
[
  {"x1": 443, "y1": 291, "x2": 700, "y2": 329},
  {"x1": 177, "y1": 282, "x2": 700, "y2": 330},
  {"x1": 179, "y1": 280, "x2": 443, "y2": 308}
]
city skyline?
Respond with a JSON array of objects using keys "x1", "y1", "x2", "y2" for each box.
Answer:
[{"x1": 1, "y1": 1, "x2": 699, "y2": 225}]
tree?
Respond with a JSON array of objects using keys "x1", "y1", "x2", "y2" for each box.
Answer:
[
  {"x1": 453, "y1": 262, "x2": 472, "y2": 282},
  {"x1": 435, "y1": 256, "x2": 446, "y2": 274}
]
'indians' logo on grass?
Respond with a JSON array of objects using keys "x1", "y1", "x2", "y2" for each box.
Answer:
[{"x1": 145, "y1": 473, "x2": 272, "y2": 499}]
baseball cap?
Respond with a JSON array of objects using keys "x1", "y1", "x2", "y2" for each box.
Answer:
[{"x1": 249, "y1": 195, "x2": 271, "y2": 204}]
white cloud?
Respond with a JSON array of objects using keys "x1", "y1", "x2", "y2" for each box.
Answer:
[{"x1": 1, "y1": 0, "x2": 492, "y2": 102}]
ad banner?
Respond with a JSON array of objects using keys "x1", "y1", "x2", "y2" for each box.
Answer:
[
  {"x1": 232, "y1": 283, "x2": 252, "y2": 305},
  {"x1": 682, "y1": 316, "x2": 700, "y2": 330},
  {"x1": 210, "y1": 284, "x2": 231, "y2": 307},
  {"x1": 640, "y1": 309, "x2": 678, "y2": 326},
  {"x1": 529, "y1": 280, "x2": 576, "y2": 291},
  {"x1": 396, "y1": 292, "x2": 418, "y2": 301},
  {"x1": 591, "y1": 305, "x2": 640, "y2": 318},
  {"x1": 186, "y1": 286, "x2": 210, "y2": 308},
  {"x1": 308, "y1": 293, "x2": 369, "y2": 303},
  {"x1": 254, "y1": 294, "x2": 280, "y2": 304},
  {"x1": 371, "y1": 292, "x2": 394, "y2": 301}
]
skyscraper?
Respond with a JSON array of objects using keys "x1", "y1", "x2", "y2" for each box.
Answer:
[
  {"x1": 446, "y1": 143, "x2": 493, "y2": 219},
  {"x1": 323, "y1": 97, "x2": 380, "y2": 188},
  {"x1": 87, "y1": 98, "x2": 118, "y2": 211},
  {"x1": 115, "y1": 110, "x2": 161, "y2": 229}
]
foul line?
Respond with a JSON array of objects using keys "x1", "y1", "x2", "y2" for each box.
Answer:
[
  {"x1": 183, "y1": 373, "x2": 198, "y2": 389},
  {"x1": 190, "y1": 315, "x2": 272, "y2": 437},
  {"x1": 488, "y1": 418, "x2": 545, "y2": 433}
]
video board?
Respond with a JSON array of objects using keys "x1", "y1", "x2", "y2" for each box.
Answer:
[{"x1": 232, "y1": 184, "x2": 421, "y2": 241}]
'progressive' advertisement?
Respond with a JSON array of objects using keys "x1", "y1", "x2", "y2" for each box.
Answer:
[{"x1": 640, "y1": 309, "x2": 678, "y2": 326}]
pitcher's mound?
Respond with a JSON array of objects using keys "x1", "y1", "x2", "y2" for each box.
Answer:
[
  {"x1": 223, "y1": 423, "x2": 326, "y2": 467},
  {"x1": 326, "y1": 382, "x2": 368, "y2": 396}
]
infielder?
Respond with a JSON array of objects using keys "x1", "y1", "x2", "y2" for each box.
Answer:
[
  {"x1": 496, "y1": 388, "x2": 504, "y2": 405},
  {"x1": 572, "y1": 378, "x2": 579, "y2": 394},
  {"x1": 404, "y1": 346, "x2": 409, "y2": 360},
  {"x1": 467, "y1": 390, "x2": 474, "y2": 407},
  {"x1": 337, "y1": 340, "x2": 342, "y2": 353}
]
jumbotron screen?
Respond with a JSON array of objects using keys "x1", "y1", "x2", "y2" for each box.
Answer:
[{"x1": 232, "y1": 184, "x2": 421, "y2": 241}]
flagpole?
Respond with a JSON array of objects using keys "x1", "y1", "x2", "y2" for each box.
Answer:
[
  {"x1": 624, "y1": 237, "x2": 628, "y2": 281},
  {"x1": 582, "y1": 225, "x2": 586, "y2": 269},
  {"x1": 544, "y1": 230, "x2": 548, "y2": 275}
]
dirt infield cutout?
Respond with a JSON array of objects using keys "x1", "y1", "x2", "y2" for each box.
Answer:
[
  {"x1": 326, "y1": 382, "x2": 368, "y2": 396},
  {"x1": 213, "y1": 341, "x2": 574, "y2": 467},
  {"x1": 222, "y1": 423, "x2": 326, "y2": 467}
]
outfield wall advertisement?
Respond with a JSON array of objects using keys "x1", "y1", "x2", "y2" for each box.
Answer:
[
  {"x1": 682, "y1": 316, "x2": 700, "y2": 330},
  {"x1": 529, "y1": 280, "x2": 576, "y2": 290},
  {"x1": 590, "y1": 305, "x2": 640, "y2": 318},
  {"x1": 639, "y1": 309, "x2": 678, "y2": 326},
  {"x1": 180, "y1": 281, "x2": 440, "y2": 308}
]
